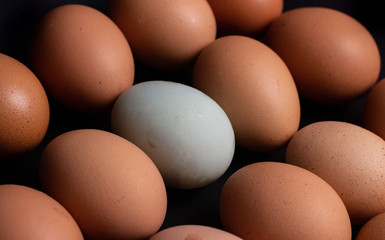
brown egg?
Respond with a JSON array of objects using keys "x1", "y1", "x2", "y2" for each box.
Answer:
[
  {"x1": 149, "y1": 225, "x2": 243, "y2": 240},
  {"x1": 0, "y1": 184, "x2": 83, "y2": 239},
  {"x1": 286, "y1": 121, "x2": 385, "y2": 224},
  {"x1": 192, "y1": 35, "x2": 300, "y2": 152},
  {"x1": 207, "y1": 0, "x2": 283, "y2": 36},
  {"x1": 265, "y1": 7, "x2": 381, "y2": 105},
  {"x1": 363, "y1": 78, "x2": 385, "y2": 139},
  {"x1": 356, "y1": 212, "x2": 385, "y2": 240},
  {"x1": 29, "y1": 4, "x2": 134, "y2": 113},
  {"x1": 39, "y1": 129, "x2": 167, "y2": 240},
  {"x1": 0, "y1": 53, "x2": 49, "y2": 161},
  {"x1": 219, "y1": 161, "x2": 351, "y2": 240},
  {"x1": 108, "y1": 0, "x2": 216, "y2": 70}
]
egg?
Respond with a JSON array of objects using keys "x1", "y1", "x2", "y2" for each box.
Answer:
[
  {"x1": 363, "y1": 78, "x2": 385, "y2": 139},
  {"x1": 286, "y1": 121, "x2": 385, "y2": 224},
  {"x1": 0, "y1": 53, "x2": 49, "y2": 161},
  {"x1": 192, "y1": 35, "x2": 300, "y2": 152},
  {"x1": 29, "y1": 4, "x2": 135, "y2": 113},
  {"x1": 108, "y1": 0, "x2": 216, "y2": 70},
  {"x1": 265, "y1": 7, "x2": 381, "y2": 105},
  {"x1": 219, "y1": 161, "x2": 351, "y2": 240},
  {"x1": 356, "y1": 212, "x2": 385, "y2": 240},
  {"x1": 207, "y1": 0, "x2": 283, "y2": 36},
  {"x1": 111, "y1": 80, "x2": 235, "y2": 189},
  {"x1": 149, "y1": 225, "x2": 243, "y2": 240},
  {"x1": 39, "y1": 129, "x2": 167, "y2": 240},
  {"x1": 0, "y1": 184, "x2": 83, "y2": 239}
]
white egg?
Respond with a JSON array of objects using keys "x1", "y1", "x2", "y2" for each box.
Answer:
[{"x1": 111, "y1": 80, "x2": 235, "y2": 189}]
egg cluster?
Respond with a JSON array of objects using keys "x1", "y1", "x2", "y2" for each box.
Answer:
[{"x1": 0, "y1": 0, "x2": 384, "y2": 239}]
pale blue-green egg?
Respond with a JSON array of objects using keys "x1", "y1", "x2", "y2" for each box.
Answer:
[{"x1": 111, "y1": 80, "x2": 235, "y2": 189}]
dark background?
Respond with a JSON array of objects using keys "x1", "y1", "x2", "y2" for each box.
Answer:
[{"x1": 0, "y1": 0, "x2": 384, "y2": 238}]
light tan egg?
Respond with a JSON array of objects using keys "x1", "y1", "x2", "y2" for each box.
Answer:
[
  {"x1": 193, "y1": 35, "x2": 300, "y2": 152},
  {"x1": 0, "y1": 53, "x2": 49, "y2": 160},
  {"x1": 39, "y1": 129, "x2": 167, "y2": 240},
  {"x1": 219, "y1": 161, "x2": 351, "y2": 240},
  {"x1": 29, "y1": 4, "x2": 134, "y2": 113},
  {"x1": 286, "y1": 121, "x2": 385, "y2": 224}
]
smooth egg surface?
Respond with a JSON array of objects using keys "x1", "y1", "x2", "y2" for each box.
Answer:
[
  {"x1": 207, "y1": 0, "x2": 283, "y2": 36},
  {"x1": 363, "y1": 78, "x2": 385, "y2": 140},
  {"x1": 0, "y1": 184, "x2": 83, "y2": 239},
  {"x1": 39, "y1": 129, "x2": 167, "y2": 240},
  {"x1": 111, "y1": 80, "x2": 235, "y2": 189},
  {"x1": 29, "y1": 4, "x2": 135, "y2": 113},
  {"x1": 108, "y1": 0, "x2": 216, "y2": 70},
  {"x1": 265, "y1": 7, "x2": 381, "y2": 105},
  {"x1": 356, "y1": 212, "x2": 385, "y2": 240},
  {"x1": 219, "y1": 161, "x2": 351, "y2": 240},
  {"x1": 193, "y1": 35, "x2": 300, "y2": 152},
  {"x1": 149, "y1": 225, "x2": 243, "y2": 240},
  {"x1": 286, "y1": 121, "x2": 385, "y2": 224}
]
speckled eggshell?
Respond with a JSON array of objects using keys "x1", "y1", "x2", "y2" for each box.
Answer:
[
  {"x1": 207, "y1": 0, "x2": 283, "y2": 36},
  {"x1": 363, "y1": 78, "x2": 385, "y2": 140},
  {"x1": 356, "y1": 212, "x2": 385, "y2": 240},
  {"x1": 111, "y1": 80, "x2": 235, "y2": 189},
  {"x1": 0, "y1": 184, "x2": 83, "y2": 239},
  {"x1": 39, "y1": 129, "x2": 167, "y2": 240},
  {"x1": 192, "y1": 35, "x2": 300, "y2": 152},
  {"x1": 29, "y1": 4, "x2": 135, "y2": 113},
  {"x1": 219, "y1": 161, "x2": 352, "y2": 240},
  {"x1": 149, "y1": 225, "x2": 243, "y2": 240},
  {"x1": 265, "y1": 7, "x2": 381, "y2": 105},
  {"x1": 0, "y1": 53, "x2": 49, "y2": 160},
  {"x1": 108, "y1": 0, "x2": 216, "y2": 70},
  {"x1": 285, "y1": 121, "x2": 385, "y2": 224}
]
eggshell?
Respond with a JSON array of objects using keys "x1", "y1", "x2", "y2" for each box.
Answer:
[
  {"x1": 356, "y1": 212, "x2": 385, "y2": 240},
  {"x1": 219, "y1": 161, "x2": 352, "y2": 240},
  {"x1": 149, "y1": 225, "x2": 243, "y2": 240},
  {"x1": 265, "y1": 7, "x2": 381, "y2": 105},
  {"x1": 285, "y1": 121, "x2": 385, "y2": 224},
  {"x1": 39, "y1": 129, "x2": 167, "y2": 240},
  {"x1": 192, "y1": 35, "x2": 300, "y2": 152},
  {"x1": 108, "y1": 0, "x2": 216, "y2": 70},
  {"x1": 29, "y1": 4, "x2": 134, "y2": 113},
  {"x1": 0, "y1": 184, "x2": 83, "y2": 239},
  {"x1": 0, "y1": 53, "x2": 49, "y2": 160},
  {"x1": 363, "y1": 78, "x2": 385, "y2": 139},
  {"x1": 207, "y1": 0, "x2": 283, "y2": 36},
  {"x1": 111, "y1": 80, "x2": 235, "y2": 189}
]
